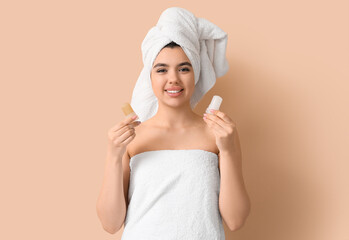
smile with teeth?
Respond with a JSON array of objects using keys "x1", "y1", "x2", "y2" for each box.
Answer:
[
  {"x1": 166, "y1": 89, "x2": 183, "y2": 93},
  {"x1": 165, "y1": 88, "x2": 184, "y2": 97}
]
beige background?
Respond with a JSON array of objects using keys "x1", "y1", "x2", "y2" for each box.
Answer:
[{"x1": 1, "y1": 0, "x2": 348, "y2": 239}]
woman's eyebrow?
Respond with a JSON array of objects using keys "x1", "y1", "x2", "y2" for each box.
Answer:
[{"x1": 153, "y1": 61, "x2": 192, "y2": 68}]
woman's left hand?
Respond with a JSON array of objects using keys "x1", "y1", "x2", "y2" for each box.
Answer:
[{"x1": 203, "y1": 109, "x2": 237, "y2": 153}]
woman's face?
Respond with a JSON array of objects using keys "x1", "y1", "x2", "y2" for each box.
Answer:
[{"x1": 150, "y1": 46, "x2": 195, "y2": 107}]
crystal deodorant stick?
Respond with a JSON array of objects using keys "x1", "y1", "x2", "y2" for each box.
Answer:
[
  {"x1": 121, "y1": 102, "x2": 138, "y2": 120},
  {"x1": 206, "y1": 95, "x2": 223, "y2": 114}
]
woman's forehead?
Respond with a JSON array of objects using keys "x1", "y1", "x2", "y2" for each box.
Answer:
[{"x1": 154, "y1": 47, "x2": 190, "y2": 64}]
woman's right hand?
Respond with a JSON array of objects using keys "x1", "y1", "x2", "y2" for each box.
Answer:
[{"x1": 107, "y1": 115, "x2": 141, "y2": 158}]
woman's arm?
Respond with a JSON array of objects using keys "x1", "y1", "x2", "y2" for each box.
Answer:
[
  {"x1": 203, "y1": 110, "x2": 251, "y2": 231},
  {"x1": 218, "y1": 129, "x2": 251, "y2": 231},
  {"x1": 96, "y1": 149, "x2": 129, "y2": 234}
]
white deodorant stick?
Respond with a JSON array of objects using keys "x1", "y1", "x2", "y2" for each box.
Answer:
[{"x1": 206, "y1": 95, "x2": 223, "y2": 114}]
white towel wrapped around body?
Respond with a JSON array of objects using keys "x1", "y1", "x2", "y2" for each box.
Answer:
[
  {"x1": 121, "y1": 149, "x2": 225, "y2": 239},
  {"x1": 130, "y1": 7, "x2": 229, "y2": 122}
]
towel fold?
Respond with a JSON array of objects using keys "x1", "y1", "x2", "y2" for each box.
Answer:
[{"x1": 130, "y1": 7, "x2": 229, "y2": 122}]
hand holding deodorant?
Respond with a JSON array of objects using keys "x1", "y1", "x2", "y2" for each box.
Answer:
[
  {"x1": 121, "y1": 102, "x2": 139, "y2": 120},
  {"x1": 206, "y1": 95, "x2": 223, "y2": 114}
]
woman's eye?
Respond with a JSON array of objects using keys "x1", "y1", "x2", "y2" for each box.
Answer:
[{"x1": 156, "y1": 68, "x2": 190, "y2": 73}]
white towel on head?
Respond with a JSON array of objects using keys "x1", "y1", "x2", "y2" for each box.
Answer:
[{"x1": 130, "y1": 7, "x2": 229, "y2": 122}]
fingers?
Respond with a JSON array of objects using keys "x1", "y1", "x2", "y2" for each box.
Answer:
[
  {"x1": 109, "y1": 126, "x2": 135, "y2": 147},
  {"x1": 113, "y1": 120, "x2": 140, "y2": 136},
  {"x1": 115, "y1": 119, "x2": 141, "y2": 144},
  {"x1": 107, "y1": 114, "x2": 141, "y2": 151},
  {"x1": 123, "y1": 114, "x2": 139, "y2": 125},
  {"x1": 120, "y1": 131, "x2": 136, "y2": 145},
  {"x1": 130, "y1": 121, "x2": 142, "y2": 128},
  {"x1": 204, "y1": 112, "x2": 228, "y2": 130},
  {"x1": 208, "y1": 109, "x2": 234, "y2": 124},
  {"x1": 203, "y1": 115, "x2": 226, "y2": 134},
  {"x1": 204, "y1": 110, "x2": 236, "y2": 135},
  {"x1": 119, "y1": 126, "x2": 136, "y2": 143},
  {"x1": 110, "y1": 114, "x2": 140, "y2": 132}
]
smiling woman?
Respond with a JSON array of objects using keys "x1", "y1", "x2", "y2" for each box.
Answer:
[{"x1": 96, "y1": 7, "x2": 250, "y2": 240}]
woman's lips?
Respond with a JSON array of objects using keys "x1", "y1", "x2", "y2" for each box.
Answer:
[{"x1": 165, "y1": 89, "x2": 184, "y2": 97}]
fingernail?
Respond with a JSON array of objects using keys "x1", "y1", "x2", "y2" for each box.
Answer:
[
  {"x1": 210, "y1": 109, "x2": 215, "y2": 113},
  {"x1": 132, "y1": 115, "x2": 138, "y2": 120}
]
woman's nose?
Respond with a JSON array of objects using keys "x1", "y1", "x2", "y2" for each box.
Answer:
[{"x1": 168, "y1": 70, "x2": 180, "y2": 83}]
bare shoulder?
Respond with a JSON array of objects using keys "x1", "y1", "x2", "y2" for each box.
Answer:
[
  {"x1": 193, "y1": 113, "x2": 219, "y2": 153},
  {"x1": 126, "y1": 120, "x2": 159, "y2": 157}
]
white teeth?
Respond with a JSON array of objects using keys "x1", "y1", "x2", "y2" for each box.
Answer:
[{"x1": 167, "y1": 89, "x2": 182, "y2": 93}]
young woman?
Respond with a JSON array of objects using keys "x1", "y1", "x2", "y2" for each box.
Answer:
[{"x1": 96, "y1": 7, "x2": 250, "y2": 240}]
